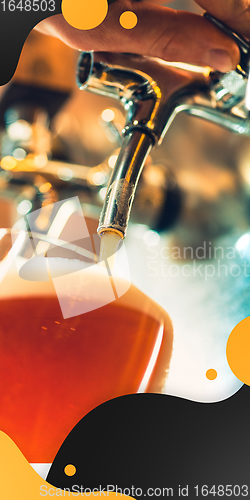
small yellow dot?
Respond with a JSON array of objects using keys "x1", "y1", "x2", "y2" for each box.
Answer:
[
  {"x1": 206, "y1": 369, "x2": 217, "y2": 380},
  {"x1": 120, "y1": 11, "x2": 138, "y2": 30},
  {"x1": 70, "y1": 328, "x2": 76, "y2": 331},
  {"x1": 42, "y1": 326, "x2": 47, "y2": 330},
  {"x1": 64, "y1": 464, "x2": 76, "y2": 477},
  {"x1": 55, "y1": 321, "x2": 60, "y2": 325}
]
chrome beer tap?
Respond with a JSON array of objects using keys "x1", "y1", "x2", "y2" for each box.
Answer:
[{"x1": 77, "y1": 15, "x2": 250, "y2": 239}]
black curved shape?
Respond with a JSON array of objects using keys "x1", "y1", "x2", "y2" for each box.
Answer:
[
  {"x1": 47, "y1": 386, "x2": 250, "y2": 499},
  {"x1": 0, "y1": 2, "x2": 62, "y2": 86}
]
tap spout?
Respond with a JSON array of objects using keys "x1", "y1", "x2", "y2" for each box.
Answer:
[{"x1": 98, "y1": 131, "x2": 153, "y2": 237}]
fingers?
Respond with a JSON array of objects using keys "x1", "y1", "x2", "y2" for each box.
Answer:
[
  {"x1": 132, "y1": 5, "x2": 240, "y2": 71},
  {"x1": 195, "y1": 0, "x2": 250, "y2": 38},
  {"x1": 36, "y1": 0, "x2": 240, "y2": 72}
]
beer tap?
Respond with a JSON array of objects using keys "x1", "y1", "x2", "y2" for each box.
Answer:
[{"x1": 77, "y1": 15, "x2": 250, "y2": 239}]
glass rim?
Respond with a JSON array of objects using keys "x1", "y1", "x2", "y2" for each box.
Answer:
[{"x1": 0, "y1": 228, "x2": 96, "y2": 263}]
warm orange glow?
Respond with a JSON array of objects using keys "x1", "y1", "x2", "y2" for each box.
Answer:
[{"x1": 39, "y1": 182, "x2": 52, "y2": 194}]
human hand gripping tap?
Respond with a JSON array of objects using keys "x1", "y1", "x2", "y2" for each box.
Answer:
[{"x1": 35, "y1": 0, "x2": 250, "y2": 72}]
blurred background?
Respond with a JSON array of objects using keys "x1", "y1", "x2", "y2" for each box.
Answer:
[{"x1": 0, "y1": 0, "x2": 250, "y2": 403}]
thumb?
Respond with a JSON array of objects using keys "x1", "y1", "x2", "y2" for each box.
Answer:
[{"x1": 37, "y1": 2, "x2": 240, "y2": 72}]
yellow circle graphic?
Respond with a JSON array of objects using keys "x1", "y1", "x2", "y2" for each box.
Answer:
[
  {"x1": 62, "y1": 0, "x2": 108, "y2": 30},
  {"x1": 120, "y1": 11, "x2": 138, "y2": 29},
  {"x1": 206, "y1": 369, "x2": 217, "y2": 380},
  {"x1": 226, "y1": 316, "x2": 250, "y2": 385},
  {"x1": 64, "y1": 464, "x2": 77, "y2": 476}
]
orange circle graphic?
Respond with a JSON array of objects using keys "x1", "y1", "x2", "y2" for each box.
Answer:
[
  {"x1": 227, "y1": 316, "x2": 250, "y2": 385},
  {"x1": 120, "y1": 11, "x2": 138, "y2": 29},
  {"x1": 206, "y1": 369, "x2": 217, "y2": 380},
  {"x1": 62, "y1": 0, "x2": 108, "y2": 30},
  {"x1": 64, "y1": 464, "x2": 77, "y2": 476}
]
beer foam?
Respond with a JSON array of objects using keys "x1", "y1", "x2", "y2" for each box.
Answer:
[
  {"x1": 99, "y1": 232, "x2": 122, "y2": 268},
  {"x1": 0, "y1": 254, "x2": 167, "y2": 322},
  {"x1": 0, "y1": 255, "x2": 129, "y2": 305},
  {"x1": 0, "y1": 256, "x2": 96, "y2": 299}
]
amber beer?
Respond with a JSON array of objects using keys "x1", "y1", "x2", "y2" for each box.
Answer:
[{"x1": 0, "y1": 257, "x2": 173, "y2": 463}]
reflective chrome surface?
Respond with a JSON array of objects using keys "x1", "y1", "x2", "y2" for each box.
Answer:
[{"x1": 78, "y1": 49, "x2": 250, "y2": 237}]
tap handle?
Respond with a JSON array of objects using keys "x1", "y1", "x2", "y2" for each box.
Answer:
[{"x1": 204, "y1": 12, "x2": 250, "y2": 109}]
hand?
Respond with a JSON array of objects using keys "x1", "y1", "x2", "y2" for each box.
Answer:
[
  {"x1": 36, "y1": 0, "x2": 242, "y2": 72},
  {"x1": 195, "y1": 0, "x2": 250, "y2": 39}
]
